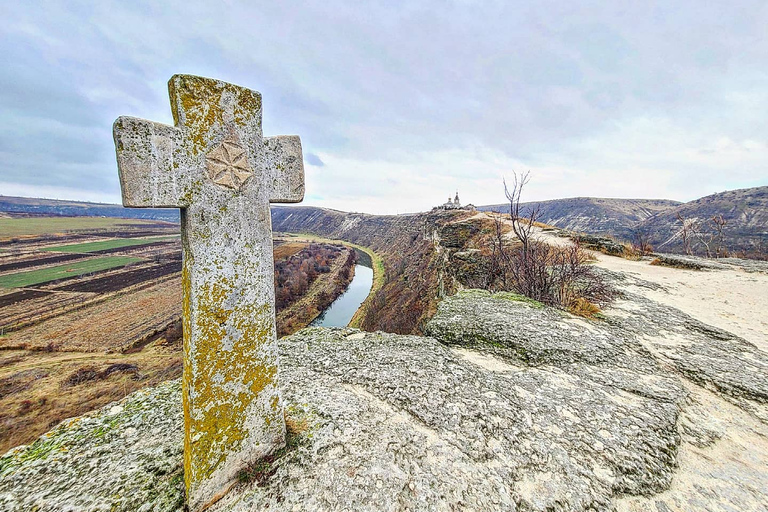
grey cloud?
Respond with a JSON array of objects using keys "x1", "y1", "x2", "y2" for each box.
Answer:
[{"x1": 0, "y1": 0, "x2": 766, "y2": 208}]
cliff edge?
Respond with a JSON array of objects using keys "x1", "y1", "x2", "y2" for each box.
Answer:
[{"x1": 2, "y1": 268, "x2": 767, "y2": 511}]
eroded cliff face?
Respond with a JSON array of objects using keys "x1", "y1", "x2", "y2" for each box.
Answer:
[
  {"x1": 3, "y1": 273, "x2": 767, "y2": 511},
  {"x1": 270, "y1": 207, "x2": 487, "y2": 334}
]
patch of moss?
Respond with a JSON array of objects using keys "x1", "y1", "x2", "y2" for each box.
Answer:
[
  {"x1": 0, "y1": 432, "x2": 63, "y2": 476},
  {"x1": 492, "y1": 291, "x2": 545, "y2": 308}
]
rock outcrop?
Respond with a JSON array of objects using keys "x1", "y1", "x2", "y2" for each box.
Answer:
[{"x1": 3, "y1": 284, "x2": 767, "y2": 511}]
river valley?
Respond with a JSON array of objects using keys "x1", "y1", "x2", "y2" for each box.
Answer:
[{"x1": 312, "y1": 263, "x2": 374, "y2": 327}]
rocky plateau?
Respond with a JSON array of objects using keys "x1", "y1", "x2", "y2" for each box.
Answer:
[{"x1": 2, "y1": 252, "x2": 767, "y2": 511}]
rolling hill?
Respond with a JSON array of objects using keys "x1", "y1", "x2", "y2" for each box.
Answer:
[
  {"x1": 0, "y1": 196, "x2": 179, "y2": 222},
  {"x1": 477, "y1": 197, "x2": 680, "y2": 239},
  {"x1": 639, "y1": 186, "x2": 768, "y2": 257}
]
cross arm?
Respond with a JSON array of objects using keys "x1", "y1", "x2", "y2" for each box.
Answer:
[
  {"x1": 265, "y1": 135, "x2": 305, "y2": 203},
  {"x1": 113, "y1": 116, "x2": 189, "y2": 208}
]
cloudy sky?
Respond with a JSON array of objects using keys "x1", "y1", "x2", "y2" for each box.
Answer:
[{"x1": 1, "y1": 1, "x2": 766, "y2": 214}]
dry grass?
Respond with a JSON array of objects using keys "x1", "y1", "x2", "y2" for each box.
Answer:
[
  {"x1": 618, "y1": 244, "x2": 642, "y2": 261},
  {"x1": 0, "y1": 341, "x2": 182, "y2": 453},
  {"x1": 273, "y1": 241, "x2": 307, "y2": 261},
  {"x1": 0, "y1": 278, "x2": 182, "y2": 352},
  {"x1": 567, "y1": 297, "x2": 602, "y2": 319},
  {"x1": 285, "y1": 413, "x2": 309, "y2": 437}
]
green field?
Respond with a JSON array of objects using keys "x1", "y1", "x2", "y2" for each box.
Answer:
[
  {"x1": 0, "y1": 256, "x2": 143, "y2": 288},
  {"x1": 0, "y1": 217, "x2": 155, "y2": 238},
  {"x1": 42, "y1": 236, "x2": 179, "y2": 253}
]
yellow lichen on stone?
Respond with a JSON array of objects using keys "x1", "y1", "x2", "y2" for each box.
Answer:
[
  {"x1": 186, "y1": 278, "x2": 278, "y2": 487},
  {"x1": 233, "y1": 89, "x2": 261, "y2": 127},
  {"x1": 170, "y1": 75, "x2": 224, "y2": 156},
  {"x1": 181, "y1": 255, "x2": 194, "y2": 493}
]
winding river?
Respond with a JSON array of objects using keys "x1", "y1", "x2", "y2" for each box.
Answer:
[{"x1": 312, "y1": 263, "x2": 374, "y2": 328}]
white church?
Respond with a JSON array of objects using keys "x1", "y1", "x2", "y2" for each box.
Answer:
[{"x1": 435, "y1": 191, "x2": 475, "y2": 211}]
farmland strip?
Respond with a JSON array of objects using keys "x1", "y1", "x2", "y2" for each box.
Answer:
[
  {"x1": 0, "y1": 253, "x2": 89, "y2": 273},
  {"x1": 93, "y1": 241, "x2": 178, "y2": 255},
  {"x1": 0, "y1": 256, "x2": 143, "y2": 288},
  {"x1": 41, "y1": 236, "x2": 179, "y2": 254},
  {"x1": 0, "y1": 289, "x2": 51, "y2": 308},
  {"x1": 53, "y1": 261, "x2": 181, "y2": 293}
]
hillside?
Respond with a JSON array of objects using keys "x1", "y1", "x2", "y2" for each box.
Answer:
[
  {"x1": 0, "y1": 196, "x2": 179, "y2": 223},
  {"x1": 638, "y1": 186, "x2": 768, "y2": 257},
  {"x1": 271, "y1": 206, "x2": 491, "y2": 334},
  {"x1": 478, "y1": 197, "x2": 680, "y2": 239}
]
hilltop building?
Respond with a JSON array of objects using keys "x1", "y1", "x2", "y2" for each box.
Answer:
[{"x1": 434, "y1": 191, "x2": 475, "y2": 211}]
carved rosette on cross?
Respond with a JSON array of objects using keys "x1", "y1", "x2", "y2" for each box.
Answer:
[{"x1": 112, "y1": 74, "x2": 304, "y2": 511}]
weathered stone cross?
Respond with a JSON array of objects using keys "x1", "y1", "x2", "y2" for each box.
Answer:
[{"x1": 113, "y1": 75, "x2": 304, "y2": 511}]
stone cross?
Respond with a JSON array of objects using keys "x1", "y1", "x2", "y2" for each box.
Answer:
[{"x1": 112, "y1": 74, "x2": 304, "y2": 511}]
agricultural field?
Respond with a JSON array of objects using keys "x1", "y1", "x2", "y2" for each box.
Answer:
[
  {"x1": 0, "y1": 256, "x2": 144, "y2": 288},
  {"x1": 0, "y1": 217, "x2": 360, "y2": 452},
  {"x1": 0, "y1": 216, "x2": 156, "y2": 239},
  {"x1": 0, "y1": 216, "x2": 181, "y2": 332},
  {"x1": 40, "y1": 235, "x2": 178, "y2": 254},
  {"x1": 0, "y1": 215, "x2": 185, "y2": 451}
]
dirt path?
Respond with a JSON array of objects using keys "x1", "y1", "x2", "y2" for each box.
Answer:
[
  {"x1": 593, "y1": 253, "x2": 768, "y2": 351},
  {"x1": 490, "y1": 211, "x2": 768, "y2": 352}
]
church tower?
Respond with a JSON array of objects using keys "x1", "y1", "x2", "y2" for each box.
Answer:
[{"x1": 453, "y1": 191, "x2": 460, "y2": 206}]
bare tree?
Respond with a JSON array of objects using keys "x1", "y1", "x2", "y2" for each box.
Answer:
[
  {"x1": 632, "y1": 229, "x2": 653, "y2": 256},
  {"x1": 478, "y1": 174, "x2": 615, "y2": 315},
  {"x1": 682, "y1": 213, "x2": 729, "y2": 258},
  {"x1": 676, "y1": 212, "x2": 694, "y2": 255},
  {"x1": 504, "y1": 171, "x2": 539, "y2": 252},
  {"x1": 710, "y1": 214, "x2": 728, "y2": 258}
]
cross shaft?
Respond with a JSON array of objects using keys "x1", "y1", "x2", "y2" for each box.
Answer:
[{"x1": 113, "y1": 74, "x2": 304, "y2": 511}]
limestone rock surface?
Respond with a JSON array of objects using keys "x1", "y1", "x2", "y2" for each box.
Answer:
[{"x1": 2, "y1": 289, "x2": 767, "y2": 511}]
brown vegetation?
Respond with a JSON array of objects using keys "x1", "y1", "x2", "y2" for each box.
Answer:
[
  {"x1": 275, "y1": 244, "x2": 357, "y2": 336},
  {"x1": 0, "y1": 278, "x2": 182, "y2": 352},
  {"x1": 275, "y1": 244, "x2": 349, "y2": 311},
  {"x1": 0, "y1": 334, "x2": 182, "y2": 454},
  {"x1": 272, "y1": 241, "x2": 307, "y2": 261},
  {"x1": 469, "y1": 174, "x2": 615, "y2": 317}
]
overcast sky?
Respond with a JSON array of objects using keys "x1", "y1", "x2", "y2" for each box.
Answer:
[{"x1": 1, "y1": 1, "x2": 766, "y2": 214}]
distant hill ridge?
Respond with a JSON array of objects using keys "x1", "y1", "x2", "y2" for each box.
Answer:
[
  {"x1": 477, "y1": 197, "x2": 681, "y2": 239},
  {"x1": 478, "y1": 186, "x2": 768, "y2": 257},
  {"x1": 639, "y1": 186, "x2": 768, "y2": 256},
  {"x1": 5, "y1": 185, "x2": 767, "y2": 257},
  {"x1": 0, "y1": 196, "x2": 179, "y2": 223}
]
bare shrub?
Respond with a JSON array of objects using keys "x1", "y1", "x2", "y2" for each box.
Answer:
[
  {"x1": 481, "y1": 174, "x2": 615, "y2": 316},
  {"x1": 62, "y1": 367, "x2": 100, "y2": 387},
  {"x1": 632, "y1": 229, "x2": 654, "y2": 256},
  {"x1": 676, "y1": 212, "x2": 695, "y2": 255}
]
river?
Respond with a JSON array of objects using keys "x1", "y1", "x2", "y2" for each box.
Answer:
[{"x1": 312, "y1": 263, "x2": 373, "y2": 328}]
